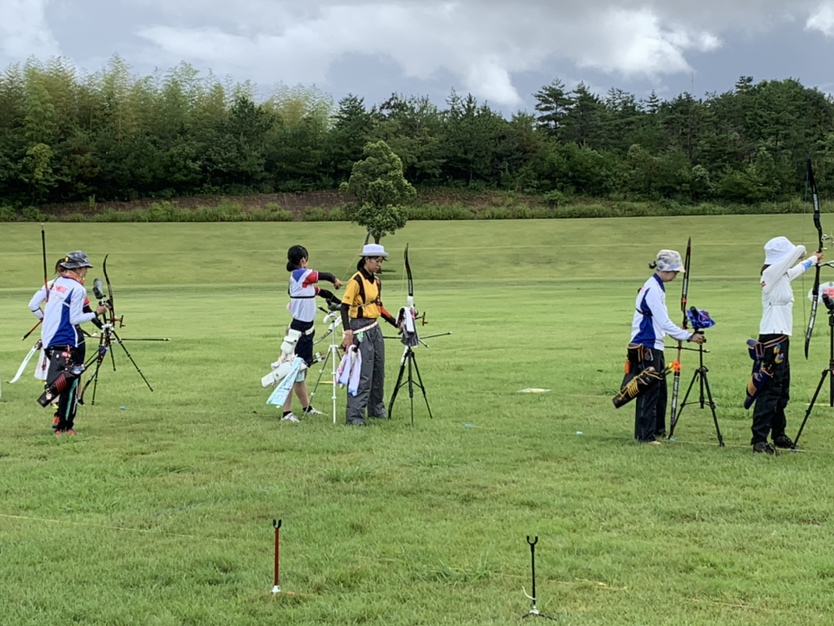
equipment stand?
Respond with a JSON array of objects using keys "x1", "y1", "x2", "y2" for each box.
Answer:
[
  {"x1": 521, "y1": 536, "x2": 556, "y2": 620},
  {"x1": 668, "y1": 344, "x2": 724, "y2": 446},
  {"x1": 80, "y1": 323, "x2": 154, "y2": 405},
  {"x1": 795, "y1": 308, "x2": 834, "y2": 445},
  {"x1": 388, "y1": 346, "x2": 432, "y2": 425},
  {"x1": 309, "y1": 342, "x2": 340, "y2": 425},
  {"x1": 310, "y1": 311, "x2": 343, "y2": 425}
]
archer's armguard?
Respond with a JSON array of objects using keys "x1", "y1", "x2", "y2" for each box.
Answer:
[
  {"x1": 380, "y1": 306, "x2": 398, "y2": 327},
  {"x1": 317, "y1": 289, "x2": 341, "y2": 310}
]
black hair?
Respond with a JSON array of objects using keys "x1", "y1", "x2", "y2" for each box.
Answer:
[
  {"x1": 357, "y1": 255, "x2": 384, "y2": 271},
  {"x1": 287, "y1": 245, "x2": 308, "y2": 272}
]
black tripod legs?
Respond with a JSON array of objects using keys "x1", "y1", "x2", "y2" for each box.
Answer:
[
  {"x1": 387, "y1": 347, "x2": 433, "y2": 425},
  {"x1": 668, "y1": 365, "x2": 724, "y2": 446},
  {"x1": 700, "y1": 368, "x2": 725, "y2": 447},
  {"x1": 794, "y1": 365, "x2": 834, "y2": 446},
  {"x1": 111, "y1": 329, "x2": 154, "y2": 392}
]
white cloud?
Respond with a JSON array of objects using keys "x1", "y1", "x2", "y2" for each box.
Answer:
[
  {"x1": 131, "y1": 2, "x2": 737, "y2": 105},
  {"x1": 0, "y1": 0, "x2": 61, "y2": 58},
  {"x1": 807, "y1": 2, "x2": 834, "y2": 35},
  {"x1": 2, "y1": 1, "x2": 834, "y2": 107}
]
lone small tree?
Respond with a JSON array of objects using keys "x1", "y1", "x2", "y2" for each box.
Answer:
[{"x1": 340, "y1": 140, "x2": 416, "y2": 243}]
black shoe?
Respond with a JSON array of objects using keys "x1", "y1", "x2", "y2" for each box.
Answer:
[
  {"x1": 346, "y1": 419, "x2": 366, "y2": 426},
  {"x1": 655, "y1": 431, "x2": 667, "y2": 439},
  {"x1": 772, "y1": 435, "x2": 797, "y2": 450},
  {"x1": 753, "y1": 442, "x2": 777, "y2": 455}
]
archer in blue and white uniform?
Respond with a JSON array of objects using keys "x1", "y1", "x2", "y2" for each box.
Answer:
[
  {"x1": 281, "y1": 245, "x2": 342, "y2": 422},
  {"x1": 629, "y1": 249, "x2": 705, "y2": 444},
  {"x1": 41, "y1": 251, "x2": 108, "y2": 435}
]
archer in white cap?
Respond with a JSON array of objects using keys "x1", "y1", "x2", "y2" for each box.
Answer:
[
  {"x1": 749, "y1": 236, "x2": 823, "y2": 454},
  {"x1": 626, "y1": 248, "x2": 706, "y2": 444},
  {"x1": 339, "y1": 242, "x2": 399, "y2": 425}
]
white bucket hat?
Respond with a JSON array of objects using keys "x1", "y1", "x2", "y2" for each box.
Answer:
[
  {"x1": 655, "y1": 249, "x2": 685, "y2": 273},
  {"x1": 360, "y1": 243, "x2": 388, "y2": 258},
  {"x1": 764, "y1": 236, "x2": 801, "y2": 265}
]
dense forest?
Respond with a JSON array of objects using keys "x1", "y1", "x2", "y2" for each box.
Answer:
[{"x1": 1, "y1": 55, "x2": 833, "y2": 209}]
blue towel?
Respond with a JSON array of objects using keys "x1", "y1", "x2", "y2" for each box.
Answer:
[{"x1": 266, "y1": 356, "x2": 305, "y2": 406}]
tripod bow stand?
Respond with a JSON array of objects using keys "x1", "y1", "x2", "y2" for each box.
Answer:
[
  {"x1": 309, "y1": 310, "x2": 342, "y2": 424},
  {"x1": 668, "y1": 339, "x2": 724, "y2": 446},
  {"x1": 79, "y1": 320, "x2": 154, "y2": 405},
  {"x1": 387, "y1": 331, "x2": 450, "y2": 425},
  {"x1": 795, "y1": 299, "x2": 834, "y2": 445}
]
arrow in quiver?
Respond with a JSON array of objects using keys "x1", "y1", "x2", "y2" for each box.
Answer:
[{"x1": 612, "y1": 366, "x2": 668, "y2": 409}]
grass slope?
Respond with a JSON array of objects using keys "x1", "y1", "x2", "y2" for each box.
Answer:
[{"x1": 1, "y1": 217, "x2": 833, "y2": 625}]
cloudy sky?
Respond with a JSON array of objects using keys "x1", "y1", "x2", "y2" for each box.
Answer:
[{"x1": 3, "y1": 0, "x2": 834, "y2": 114}]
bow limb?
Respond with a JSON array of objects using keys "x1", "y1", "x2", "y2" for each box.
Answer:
[
  {"x1": 669, "y1": 237, "x2": 691, "y2": 434},
  {"x1": 804, "y1": 156, "x2": 823, "y2": 359},
  {"x1": 41, "y1": 223, "x2": 49, "y2": 303},
  {"x1": 102, "y1": 254, "x2": 122, "y2": 328},
  {"x1": 403, "y1": 243, "x2": 426, "y2": 326},
  {"x1": 405, "y1": 243, "x2": 414, "y2": 308}
]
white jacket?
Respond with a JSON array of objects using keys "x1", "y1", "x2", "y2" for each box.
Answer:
[{"x1": 760, "y1": 245, "x2": 816, "y2": 335}]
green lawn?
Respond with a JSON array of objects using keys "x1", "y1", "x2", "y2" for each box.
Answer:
[{"x1": 1, "y1": 217, "x2": 834, "y2": 625}]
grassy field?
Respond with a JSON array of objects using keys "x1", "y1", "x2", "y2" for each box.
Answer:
[{"x1": 2, "y1": 217, "x2": 834, "y2": 625}]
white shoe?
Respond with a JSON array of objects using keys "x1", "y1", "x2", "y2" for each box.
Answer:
[
  {"x1": 304, "y1": 406, "x2": 324, "y2": 416},
  {"x1": 282, "y1": 413, "x2": 300, "y2": 422}
]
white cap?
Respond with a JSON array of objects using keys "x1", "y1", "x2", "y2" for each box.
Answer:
[
  {"x1": 360, "y1": 243, "x2": 388, "y2": 258},
  {"x1": 655, "y1": 249, "x2": 685, "y2": 273}
]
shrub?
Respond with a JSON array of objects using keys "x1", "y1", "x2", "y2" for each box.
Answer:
[{"x1": 21, "y1": 206, "x2": 44, "y2": 221}]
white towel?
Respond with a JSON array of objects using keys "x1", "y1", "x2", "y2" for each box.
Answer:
[{"x1": 336, "y1": 345, "x2": 362, "y2": 396}]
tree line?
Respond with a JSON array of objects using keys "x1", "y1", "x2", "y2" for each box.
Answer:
[{"x1": 2, "y1": 56, "x2": 834, "y2": 208}]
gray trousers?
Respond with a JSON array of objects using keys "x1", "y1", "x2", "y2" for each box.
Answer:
[{"x1": 346, "y1": 321, "x2": 387, "y2": 423}]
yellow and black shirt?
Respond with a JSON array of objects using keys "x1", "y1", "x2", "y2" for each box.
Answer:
[{"x1": 341, "y1": 267, "x2": 396, "y2": 323}]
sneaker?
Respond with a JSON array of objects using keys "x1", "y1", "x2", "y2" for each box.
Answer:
[
  {"x1": 64, "y1": 429, "x2": 76, "y2": 436},
  {"x1": 54, "y1": 430, "x2": 63, "y2": 437},
  {"x1": 303, "y1": 406, "x2": 324, "y2": 416},
  {"x1": 753, "y1": 442, "x2": 777, "y2": 455},
  {"x1": 772, "y1": 435, "x2": 797, "y2": 450},
  {"x1": 282, "y1": 413, "x2": 300, "y2": 423},
  {"x1": 346, "y1": 418, "x2": 366, "y2": 426}
]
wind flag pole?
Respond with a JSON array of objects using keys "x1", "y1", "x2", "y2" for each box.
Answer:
[{"x1": 272, "y1": 518, "x2": 282, "y2": 593}]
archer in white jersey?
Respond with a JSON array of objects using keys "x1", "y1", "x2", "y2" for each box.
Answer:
[
  {"x1": 40, "y1": 251, "x2": 108, "y2": 436},
  {"x1": 628, "y1": 249, "x2": 705, "y2": 444},
  {"x1": 278, "y1": 245, "x2": 342, "y2": 422}
]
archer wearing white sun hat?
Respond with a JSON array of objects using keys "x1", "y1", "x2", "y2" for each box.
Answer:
[
  {"x1": 749, "y1": 236, "x2": 823, "y2": 454},
  {"x1": 339, "y1": 243, "x2": 399, "y2": 425}
]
